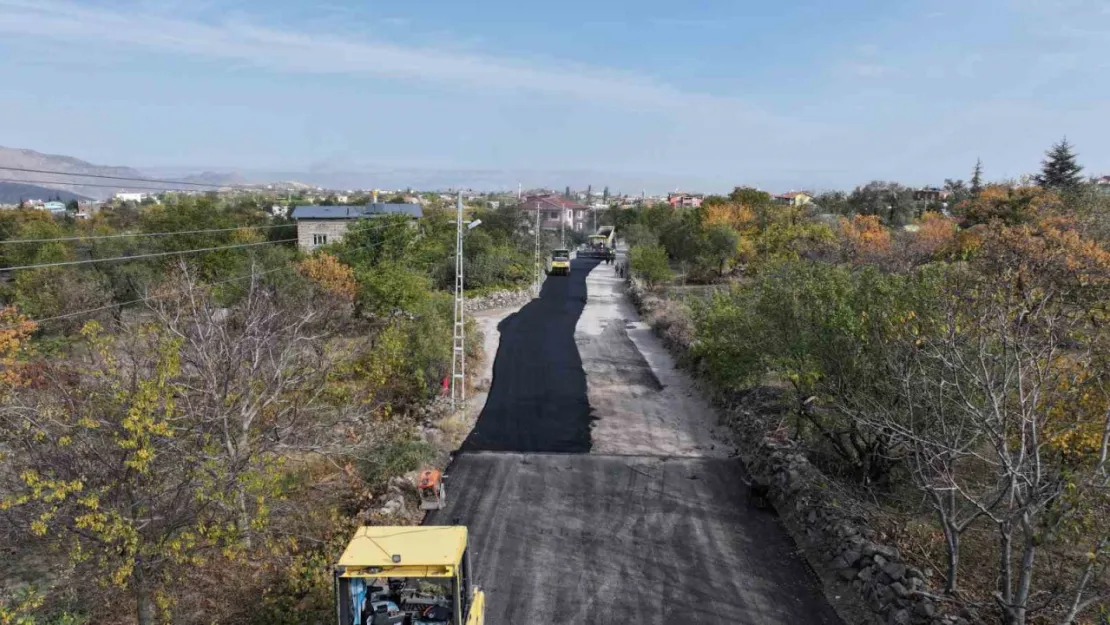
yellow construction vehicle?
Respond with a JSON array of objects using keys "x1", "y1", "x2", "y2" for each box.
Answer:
[
  {"x1": 335, "y1": 526, "x2": 485, "y2": 625},
  {"x1": 547, "y1": 248, "x2": 571, "y2": 276}
]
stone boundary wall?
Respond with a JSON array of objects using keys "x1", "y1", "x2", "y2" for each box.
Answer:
[
  {"x1": 627, "y1": 277, "x2": 971, "y2": 625},
  {"x1": 463, "y1": 285, "x2": 537, "y2": 313}
]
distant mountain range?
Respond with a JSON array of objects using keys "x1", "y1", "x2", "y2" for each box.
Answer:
[
  {"x1": 0, "y1": 145, "x2": 737, "y2": 198},
  {"x1": 0, "y1": 146, "x2": 155, "y2": 200},
  {"x1": 0, "y1": 182, "x2": 89, "y2": 205}
]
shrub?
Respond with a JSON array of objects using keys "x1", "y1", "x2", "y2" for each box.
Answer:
[{"x1": 629, "y1": 244, "x2": 673, "y2": 287}]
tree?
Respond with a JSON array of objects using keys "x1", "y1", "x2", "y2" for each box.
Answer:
[
  {"x1": 66, "y1": 199, "x2": 79, "y2": 212},
  {"x1": 587, "y1": 184, "x2": 592, "y2": 198},
  {"x1": 564, "y1": 186, "x2": 571, "y2": 200},
  {"x1": 0, "y1": 269, "x2": 345, "y2": 624},
  {"x1": 728, "y1": 186, "x2": 772, "y2": 207},
  {"x1": 957, "y1": 184, "x2": 1061, "y2": 227},
  {"x1": 603, "y1": 186, "x2": 609, "y2": 201},
  {"x1": 848, "y1": 181, "x2": 916, "y2": 225},
  {"x1": 628, "y1": 244, "x2": 673, "y2": 287},
  {"x1": 906, "y1": 211, "x2": 958, "y2": 263},
  {"x1": 296, "y1": 252, "x2": 357, "y2": 301},
  {"x1": 703, "y1": 223, "x2": 740, "y2": 276},
  {"x1": 943, "y1": 178, "x2": 969, "y2": 205},
  {"x1": 970, "y1": 158, "x2": 984, "y2": 196},
  {"x1": 812, "y1": 191, "x2": 849, "y2": 216},
  {"x1": 838, "y1": 214, "x2": 891, "y2": 261},
  {"x1": 1036, "y1": 137, "x2": 1084, "y2": 192}
]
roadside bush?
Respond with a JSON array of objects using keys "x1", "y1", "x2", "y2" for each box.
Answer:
[
  {"x1": 629, "y1": 244, "x2": 673, "y2": 287},
  {"x1": 360, "y1": 438, "x2": 437, "y2": 492}
]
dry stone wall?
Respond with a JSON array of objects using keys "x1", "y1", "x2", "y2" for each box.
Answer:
[
  {"x1": 464, "y1": 285, "x2": 537, "y2": 313},
  {"x1": 627, "y1": 277, "x2": 971, "y2": 625}
]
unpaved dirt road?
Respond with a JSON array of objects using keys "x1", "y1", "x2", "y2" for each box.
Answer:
[{"x1": 432, "y1": 256, "x2": 842, "y2": 624}]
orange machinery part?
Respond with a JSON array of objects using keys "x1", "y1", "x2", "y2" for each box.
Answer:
[{"x1": 418, "y1": 469, "x2": 442, "y2": 492}]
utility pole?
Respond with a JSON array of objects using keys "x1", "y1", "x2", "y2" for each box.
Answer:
[
  {"x1": 451, "y1": 192, "x2": 466, "y2": 411},
  {"x1": 533, "y1": 199, "x2": 542, "y2": 296},
  {"x1": 560, "y1": 207, "x2": 565, "y2": 248}
]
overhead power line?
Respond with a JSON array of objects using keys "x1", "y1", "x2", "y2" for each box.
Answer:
[
  {"x1": 0, "y1": 238, "x2": 296, "y2": 273},
  {"x1": 0, "y1": 224, "x2": 290, "y2": 244},
  {"x1": 0, "y1": 210, "x2": 403, "y2": 246},
  {"x1": 0, "y1": 166, "x2": 237, "y2": 189},
  {"x1": 24, "y1": 265, "x2": 292, "y2": 328},
  {"x1": 3, "y1": 224, "x2": 411, "y2": 331}
]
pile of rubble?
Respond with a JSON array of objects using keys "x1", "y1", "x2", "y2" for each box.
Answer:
[{"x1": 464, "y1": 286, "x2": 537, "y2": 313}]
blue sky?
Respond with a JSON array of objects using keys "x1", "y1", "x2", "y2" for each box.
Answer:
[{"x1": 0, "y1": 0, "x2": 1108, "y2": 192}]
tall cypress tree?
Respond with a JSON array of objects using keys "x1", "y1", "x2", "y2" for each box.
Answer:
[
  {"x1": 1036, "y1": 137, "x2": 1083, "y2": 191},
  {"x1": 564, "y1": 185, "x2": 571, "y2": 199},
  {"x1": 970, "y1": 158, "x2": 984, "y2": 196}
]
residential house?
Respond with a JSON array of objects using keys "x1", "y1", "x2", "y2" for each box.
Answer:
[
  {"x1": 519, "y1": 195, "x2": 590, "y2": 233},
  {"x1": 913, "y1": 187, "x2": 950, "y2": 202},
  {"x1": 114, "y1": 192, "x2": 146, "y2": 203},
  {"x1": 1095, "y1": 175, "x2": 1110, "y2": 196},
  {"x1": 773, "y1": 191, "x2": 813, "y2": 206},
  {"x1": 291, "y1": 203, "x2": 423, "y2": 251},
  {"x1": 667, "y1": 193, "x2": 703, "y2": 209},
  {"x1": 42, "y1": 201, "x2": 67, "y2": 214}
]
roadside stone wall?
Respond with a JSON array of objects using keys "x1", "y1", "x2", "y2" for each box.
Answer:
[
  {"x1": 627, "y1": 277, "x2": 969, "y2": 625},
  {"x1": 464, "y1": 285, "x2": 537, "y2": 313}
]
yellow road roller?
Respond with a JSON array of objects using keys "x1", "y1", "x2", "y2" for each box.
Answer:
[
  {"x1": 548, "y1": 249, "x2": 571, "y2": 276},
  {"x1": 335, "y1": 526, "x2": 485, "y2": 625}
]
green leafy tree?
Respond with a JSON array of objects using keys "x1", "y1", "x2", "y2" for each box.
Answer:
[
  {"x1": 728, "y1": 187, "x2": 772, "y2": 207},
  {"x1": 1036, "y1": 137, "x2": 1084, "y2": 192},
  {"x1": 702, "y1": 223, "x2": 740, "y2": 276},
  {"x1": 812, "y1": 191, "x2": 849, "y2": 216},
  {"x1": 628, "y1": 244, "x2": 673, "y2": 287},
  {"x1": 848, "y1": 181, "x2": 916, "y2": 225}
]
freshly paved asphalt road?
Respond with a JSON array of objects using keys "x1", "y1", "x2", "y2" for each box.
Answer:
[
  {"x1": 438, "y1": 256, "x2": 843, "y2": 624},
  {"x1": 460, "y1": 257, "x2": 600, "y2": 453}
]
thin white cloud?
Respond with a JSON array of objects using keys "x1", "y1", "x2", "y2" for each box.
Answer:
[
  {"x1": 0, "y1": 0, "x2": 786, "y2": 125},
  {"x1": 842, "y1": 63, "x2": 895, "y2": 78}
]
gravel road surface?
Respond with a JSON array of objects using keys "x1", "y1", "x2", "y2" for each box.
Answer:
[{"x1": 439, "y1": 256, "x2": 843, "y2": 624}]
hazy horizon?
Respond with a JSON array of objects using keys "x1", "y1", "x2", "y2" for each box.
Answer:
[{"x1": 2, "y1": 0, "x2": 1108, "y2": 192}]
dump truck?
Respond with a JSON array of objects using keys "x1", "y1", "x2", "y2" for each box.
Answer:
[
  {"x1": 547, "y1": 248, "x2": 571, "y2": 276},
  {"x1": 335, "y1": 526, "x2": 485, "y2": 625},
  {"x1": 584, "y1": 226, "x2": 615, "y2": 258}
]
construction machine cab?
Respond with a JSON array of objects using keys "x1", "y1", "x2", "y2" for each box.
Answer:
[{"x1": 335, "y1": 526, "x2": 485, "y2": 625}]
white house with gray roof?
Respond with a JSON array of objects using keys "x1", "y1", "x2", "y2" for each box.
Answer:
[{"x1": 290, "y1": 203, "x2": 423, "y2": 251}]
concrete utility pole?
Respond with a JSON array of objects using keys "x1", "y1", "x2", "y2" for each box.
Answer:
[
  {"x1": 561, "y1": 207, "x2": 566, "y2": 248},
  {"x1": 533, "y1": 199, "x2": 542, "y2": 296},
  {"x1": 451, "y1": 192, "x2": 466, "y2": 410}
]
